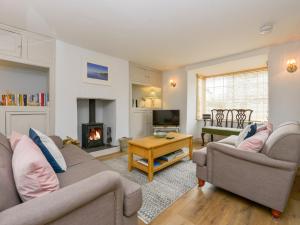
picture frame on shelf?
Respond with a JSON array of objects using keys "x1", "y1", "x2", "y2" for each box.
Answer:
[{"x1": 83, "y1": 60, "x2": 111, "y2": 86}]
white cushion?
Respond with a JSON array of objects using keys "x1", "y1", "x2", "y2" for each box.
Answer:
[
  {"x1": 29, "y1": 128, "x2": 67, "y2": 173},
  {"x1": 236, "y1": 124, "x2": 252, "y2": 146}
]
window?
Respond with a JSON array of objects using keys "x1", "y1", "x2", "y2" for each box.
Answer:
[{"x1": 197, "y1": 68, "x2": 268, "y2": 121}]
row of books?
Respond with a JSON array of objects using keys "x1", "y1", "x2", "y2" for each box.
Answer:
[
  {"x1": 0, "y1": 93, "x2": 49, "y2": 106},
  {"x1": 137, "y1": 149, "x2": 185, "y2": 167}
]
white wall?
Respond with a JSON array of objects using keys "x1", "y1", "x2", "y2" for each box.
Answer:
[
  {"x1": 186, "y1": 71, "x2": 201, "y2": 138},
  {"x1": 268, "y1": 40, "x2": 300, "y2": 127},
  {"x1": 162, "y1": 68, "x2": 187, "y2": 132},
  {"x1": 54, "y1": 40, "x2": 129, "y2": 144},
  {"x1": 0, "y1": 61, "x2": 49, "y2": 94},
  {"x1": 162, "y1": 42, "x2": 300, "y2": 139}
]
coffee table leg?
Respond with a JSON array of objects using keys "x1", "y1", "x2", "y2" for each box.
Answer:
[
  {"x1": 189, "y1": 137, "x2": 193, "y2": 160},
  {"x1": 128, "y1": 144, "x2": 133, "y2": 172},
  {"x1": 148, "y1": 151, "x2": 154, "y2": 182}
]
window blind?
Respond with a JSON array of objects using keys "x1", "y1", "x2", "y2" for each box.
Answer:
[{"x1": 196, "y1": 68, "x2": 268, "y2": 121}]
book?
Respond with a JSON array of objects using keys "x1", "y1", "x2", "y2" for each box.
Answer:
[
  {"x1": 23, "y1": 94, "x2": 27, "y2": 106},
  {"x1": 0, "y1": 92, "x2": 49, "y2": 107},
  {"x1": 159, "y1": 149, "x2": 184, "y2": 161},
  {"x1": 137, "y1": 159, "x2": 161, "y2": 167}
]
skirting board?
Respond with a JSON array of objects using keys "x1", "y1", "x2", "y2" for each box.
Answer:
[{"x1": 89, "y1": 146, "x2": 120, "y2": 157}]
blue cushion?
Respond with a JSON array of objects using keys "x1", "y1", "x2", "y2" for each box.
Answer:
[
  {"x1": 244, "y1": 123, "x2": 257, "y2": 139},
  {"x1": 29, "y1": 128, "x2": 66, "y2": 173}
]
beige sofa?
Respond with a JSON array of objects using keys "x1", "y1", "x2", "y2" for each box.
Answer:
[
  {"x1": 193, "y1": 122, "x2": 300, "y2": 218},
  {"x1": 0, "y1": 134, "x2": 142, "y2": 225}
]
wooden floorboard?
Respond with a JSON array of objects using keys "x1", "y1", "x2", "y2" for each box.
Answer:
[{"x1": 99, "y1": 142, "x2": 300, "y2": 225}]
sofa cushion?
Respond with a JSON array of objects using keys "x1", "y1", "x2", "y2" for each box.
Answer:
[
  {"x1": 57, "y1": 159, "x2": 108, "y2": 187},
  {"x1": 12, "y1": 135, "x2": 60, "y2": 202},
  {"x1": 9, "y1": 131, "x2": 23, "y2": 150},
  {"x1": 0, "y1": 133, "x2": 21, "y2": 211},
  {"x1": 49, "y1": 135, "x2": 64, "y2": 149},
  {"x1": 192, "y1": 147, "x2": 207, "y2": 166},
  {"x1": 0, "y1": 133, "x2": 12, "y2": 151},
  {"x1": 29, "y1": 128, "x2": 67, "y2": 173},
  {"x1": 57, "y1": 144, "x2": 142, "y2": 217},
  {"x1": 218, "y1": 135, "x2": 238, "y2": 146},
  {"x1": 236, "y1": 124, "x2": 252, "y2": 145},
  {"x1": 237, "y1": 129, "x2": 271, "y2": 152},
  {"x1": 244, "y1": 123, "x2": 257, "y2": 139},
  {"x1": 60, "y1": 144, "x2": 94, "y2": 167}
]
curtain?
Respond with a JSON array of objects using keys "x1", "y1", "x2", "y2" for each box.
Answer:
[{"x1": 196, "y1": 74, "x2": 205, "y2": 120}]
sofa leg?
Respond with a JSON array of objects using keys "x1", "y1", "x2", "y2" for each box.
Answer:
[
  {"x1": 271, "y1": 209, "x2": 281, "y2": 218},
  {"x1": 198, "y1": 178, "x2": 205, "y2": 187}
]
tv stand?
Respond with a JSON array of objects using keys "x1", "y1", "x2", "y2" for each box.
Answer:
[{"x1": 153, "y1": 126, "x2": 180, "y2": 133}]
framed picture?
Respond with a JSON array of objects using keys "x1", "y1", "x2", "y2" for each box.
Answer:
[{"x1": 83, "y1": 61, "x2": 111, "y2": 86}]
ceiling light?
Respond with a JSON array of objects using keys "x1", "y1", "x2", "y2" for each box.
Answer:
[{"x1": 259, "y1": 24, "x2": 274, "y2": 35}]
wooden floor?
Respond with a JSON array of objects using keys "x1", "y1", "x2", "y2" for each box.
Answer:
[{"x1": 99, "y1": 143, "x2": 300, "y2": 225}]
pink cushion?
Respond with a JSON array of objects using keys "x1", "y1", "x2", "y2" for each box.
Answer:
[
  {"x1": 257, "y1": 122, "x2": 273, "y2": 133},
  {"x1": 237, "y1": 129, "x2": 271, "y2": 152},
  {"x1": 12, "y1": 135, "x2": 59, "y2": 201},
  {"x1": 9, "y1": 131, "x2": 23, "y2": 150}
]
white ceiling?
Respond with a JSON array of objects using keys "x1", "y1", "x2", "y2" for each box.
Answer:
[{"x1": 0, "y1": 0, "x2": 300, "y2": 71}]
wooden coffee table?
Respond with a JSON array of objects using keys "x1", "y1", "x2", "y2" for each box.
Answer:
[{"x1": 128, "y1": 133, "x2": 193, "y2": 182}]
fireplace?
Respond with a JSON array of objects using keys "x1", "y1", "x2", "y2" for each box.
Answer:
[
  {"x1": 81, "y1": 99, "x2": 105, "y2": 149},
  {"x1": 82, "y1": 123, "x2": 104, "y2": 148}
]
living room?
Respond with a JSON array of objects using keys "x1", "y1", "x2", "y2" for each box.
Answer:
[{"x1": 0, "y1": 1, "x2": 300, "y2": 225}]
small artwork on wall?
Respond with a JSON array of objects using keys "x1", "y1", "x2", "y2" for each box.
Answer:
[{"x1": 84, "y1": 61, "x2": 111, "y2": 86}]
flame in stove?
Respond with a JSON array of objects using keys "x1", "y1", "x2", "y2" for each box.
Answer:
[{"x1": 89, "y1": 129, "x2": 101, "y2": 141}]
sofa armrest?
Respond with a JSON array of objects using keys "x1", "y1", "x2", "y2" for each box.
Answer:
[
  {"x1": 0, "y1": 171, "x2": 123, "y2": 225},
  {"x1": 207, "y1": 142, "x2": 297, "y2": 171},
  {"x1": 49, "y1": 135, "x2": 64, "y2": 149}
]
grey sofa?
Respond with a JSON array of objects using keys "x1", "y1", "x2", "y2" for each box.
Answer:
[
  {"x1": 0, "y1": 133, "x2": 142, "y2": 225},
  {"x1": 193, "y1": 122, "x2": 300, "y2": 218}
]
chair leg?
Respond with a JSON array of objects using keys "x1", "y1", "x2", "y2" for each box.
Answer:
[
  {"x1": 271, "y1": 209, "x2": 281, "y2": 218},
  {"x1": 201, "y1": 133, "x2": 205, "y2": 146},
  {"x1": 198, "y1": 178, "x2": 205, "y2": 187}
]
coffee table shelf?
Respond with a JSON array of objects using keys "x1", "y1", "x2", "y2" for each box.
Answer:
[{"x1": 154, "y1": 152, "x2": 189, "y2": 172}]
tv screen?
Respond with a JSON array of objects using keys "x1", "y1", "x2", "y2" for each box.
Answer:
[{"x1": 153, "y1": 110, "x2": 180, "y2": 126}]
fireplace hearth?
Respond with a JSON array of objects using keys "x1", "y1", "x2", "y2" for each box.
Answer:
[{"x1": 82, "y1": 99, "x2": 104, "y2": 149}]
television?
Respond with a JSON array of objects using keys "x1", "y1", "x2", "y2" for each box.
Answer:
[{"x1": 153, "y1": 110, "x2": 180, "y2": 126}]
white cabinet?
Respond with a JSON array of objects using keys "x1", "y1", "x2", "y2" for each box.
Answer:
[
  {"x1": 131, "y1": 110, "x2": 153, "y2": 138},
  {"x1": 0, "y1": 28, "x2": 22, "y2": 57},
  {"x1": 149, "y1": 70, "x2": 162, "y2": 87},
  {"x1": 0, "y1": 24, "x2": 54, "y2": 67},
  {"x1": 130, "y1": 63, "x2": 162, "y2": 87},
  {"x1": 0, "y1": 107, "x2": 49, "y2": 137},
  {"x1": 27, "y1": 35, "x2": 53, "y2": 65},
  {"x1": 130, "y1": 65, "x2": 149, "y2": 84}
]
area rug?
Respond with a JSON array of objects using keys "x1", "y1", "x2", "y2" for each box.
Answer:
[{"x1": 102, "y1": 154, "x2": 197, "y2": 224}]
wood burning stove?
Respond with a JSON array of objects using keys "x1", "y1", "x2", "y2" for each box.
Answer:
[
  {"x1": 82, "y1": 99, "x2": 104, "y2": 149},
  {"x1": 82, "y1": 123, "x2": 104, "y2": 148}
]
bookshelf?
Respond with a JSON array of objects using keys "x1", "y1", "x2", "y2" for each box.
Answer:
[{"x1": 0, "y1": 60, "x2": 50, "y2": 136}]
